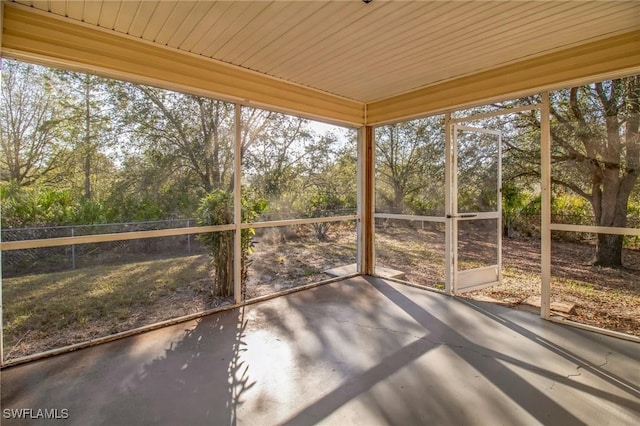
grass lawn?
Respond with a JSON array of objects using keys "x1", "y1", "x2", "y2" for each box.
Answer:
[
  {"x1": 2, "y1": 255, "x2": 212, "y2": 360},
  {"x1": 2, "y1": 225, "x2": 357, "y2": 360}
]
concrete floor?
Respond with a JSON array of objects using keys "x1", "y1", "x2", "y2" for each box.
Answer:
[{"x1": 2, "y1": 276, "x2": 639, "y2": 425}]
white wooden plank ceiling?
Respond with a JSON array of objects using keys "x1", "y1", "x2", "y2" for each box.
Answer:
[{"x1": 12, "y1": 0, "x2": 640, "y2": 103}]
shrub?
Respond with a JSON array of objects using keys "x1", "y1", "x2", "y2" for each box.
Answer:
[{"x1": 196, "y1": 189, "x2": 266, "y2": 299}]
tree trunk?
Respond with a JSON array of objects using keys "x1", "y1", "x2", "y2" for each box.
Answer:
[
  {"x1": 84, "y1": 77, "x2": 92, "y2": 200},
  {"x1": 213, "y1": 232, "x2": 234, "y2": 298},
  {"x1": 591, "y1": 192, "x2": 627, "y2": 268},
  {"x1": 591, "y1": 171, "x2": 632, "y2": 267},
  {"x1": 593, "y1": 233, "x2": 624, "y2": 267},
  {"x1": 84, "y1": 154, "x2": 91, "y2": 200},
  {"x1": 588, "y1": 78, "x2": 639, "y2": 268},
  {"x1": 393, "y1": 185, "x2": 404, "y2": 213}
]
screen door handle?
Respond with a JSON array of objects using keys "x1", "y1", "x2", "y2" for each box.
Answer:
[{"x1": 447, "y1": 214, "x2": 478, "y2": 218}]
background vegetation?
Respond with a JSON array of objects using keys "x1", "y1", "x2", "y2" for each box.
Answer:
[
  {"x1": 375, "y1": 79, "x2": 640, "y2": 267},
  {"x1": 1, "y1": 59, "x2": 638, "y2": 359},
  {"x1": 0, "y1": 60, "x2": 357, "y2": 230}
]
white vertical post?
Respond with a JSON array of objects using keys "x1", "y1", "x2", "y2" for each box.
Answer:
[
  {"x1": 187, "y1": 220, "x2": 191, "y2": 255},
  {"x1": 234, "y1": 105, "x2": 242, "y2": 304},
  {"x1": 540, "y1": 92, "x2": 551, "y2": 319},
  {"x1": 451, "y1": 124, "x2": 460, "y2": 294},
  {"x1": 497, "y1": 133, "x2": 503, "y2": 284},
  {"x1": 357, "y1": 126, "x2": 365, "y2": 273},
  {"x1": 71, "y1": 227, "x2": 76, "y2": 269},
  {"x1": 444, "y1": 113, "x2": 453, "y2": 294},
  {"x1": 369, "y1": 126, "x2": 376, "y2": 275}
]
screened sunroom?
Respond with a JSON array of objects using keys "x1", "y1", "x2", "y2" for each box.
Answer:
[{"x1": 1, "y1": 1, "x2": 639, "y2": 424}]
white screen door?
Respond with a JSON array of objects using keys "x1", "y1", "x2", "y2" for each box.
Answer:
[{"x1": 450, "y1": 125, "x2": 502, "y2": 293}]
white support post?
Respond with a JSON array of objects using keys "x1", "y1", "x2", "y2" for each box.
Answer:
[
  {"x1": 357, "y1": 126, "x2": 365, "y2": 273},
  {"x1": 497, "y1": 133, "x2": 503, "y2": 285},
  {"x1": 444, "y1": 113, "x2": 453, "y2": 294},
  {"x1": 540, "y1": 92, "x2": 551, "y2": 319},
  {"x1": 451, "y1": 125, "x2": 460, "y2": 294},
  {"x1": 234, "y1": 105, "x2": 242, "y2": 304},
  {"x1": 369, "y1": 127, "x2": 376, "y2": 275}
]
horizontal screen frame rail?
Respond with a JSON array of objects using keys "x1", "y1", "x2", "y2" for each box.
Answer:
[
  {"x1": 550, "y1": 223, "x2": 640, "y2": 236},
  {"x1": 374, "y1": 213, "x2": 447, "y2": 223},
  {"x1": 0, "y1": 215, "x2": 360, "y2": 251}
]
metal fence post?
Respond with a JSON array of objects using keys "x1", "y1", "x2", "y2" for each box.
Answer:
[
  {"x1": 71, "y1": 226, "x2": 76, "y2": 270},
  {"x1": 187, "y1": 219, "x2": 192, "y2": 255}
]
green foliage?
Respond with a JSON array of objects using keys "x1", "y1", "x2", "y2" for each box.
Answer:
[
  {"x1": 375, "y1": 116, "x2": 445, "y2": 215},
  {"x1": 502, "y1": 182, "x2": 528, "y2": 235},
  {"x1": 242, "y1": 118, "x2": 357, "y2": 224},
  {"x1": 551, "y1": 192, "x2": 592, "y2": 225},
  {"x1": 502, "y1": 183, "x2": 534, "y2": 214},
  {"x1": 197, "y1": 190, "x2": 234, "y2": 228},
  {"x1": 117, "y1": 84, "x2": 236, "y2": 193},
  {"x1": 0, "y1": 182, "x2": 108, "y2": 227},
  {"x1": 304, "y1": 190, "x2": 344, "y2": 217},
  {"x1": 104, "y1": 196, "x2": 164, "y2": 223},
  {"x1": 1, "y1": 59, "x2": 358, "y2": 238},
  {"x1": 196, "y1": 189, "x2": 266, "y2": 298},
  {"x1": 102, "y1": 154, "x2": 203, "y2": 223},
  {"x1": 74, "y1": 199, "x2": 107, "y2": 224},
  {"x1": 500, "y1": 183, "x2": 541, "y2": 237},
  {"x1": 196, "y1": 190, "x2": 234, "y2": 298},
  {"x1": 1, "y1": 60, "x2": 67, "y2": 186},
  {"x1": 301, "y1": 188, "x2": 346, "y2": 240}
]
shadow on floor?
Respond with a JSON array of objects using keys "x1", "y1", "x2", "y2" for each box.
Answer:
[
  {"x1": 2, "y1": 309, "x2": 252, "y2": 426},
  {"x1": 103, "y1": 311, "x2": 254, "y2": 426},
  {"x1": 2, "y1": 276, "x2": 639, "y2": 425},
  {"x1": 279, "y1": 277, "x2": 640, "y2": 425},
  {"x1": 459, "y1": 296, "x2": 640, "y2": 400}
]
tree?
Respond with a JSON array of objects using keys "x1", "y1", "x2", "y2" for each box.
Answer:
[
  {"x1": 55, "y1": 70, "x2": 115, "y2": 200},
  {"x1": 104, "y1": 151, "x2": 200, "y2": 222},
  {"x1": 515, "y1": 77, "x2": 640, "y2": 267},
  {"x1": 376, "y1": 117, "x2": 445, "y2": 214},
  {"x1": 196, "y1": 190, "x2": 266, "y2": 299},
  {"x1": 455, "y1": 126, "x2": 502, "y2": 213},
  {"x1": 299, "y1": 133, "x2": 357, "y2": 239},
  {"x1": 242, "y1": 112, "x2": 312, "y2": 203},
  {"x1": 0, "y1": 60, "x2": 65, "y2": 186},
  {"x1": 241, "y1": 113, "x2": 357, "y2": 230},
  {"x1": 119, "y1": 85, "x2": 235, "y2": 193},
  {"x1": 557, "y1": 78, "x2": 639, "y2": 266}
]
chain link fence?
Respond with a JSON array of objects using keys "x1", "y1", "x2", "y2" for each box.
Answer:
[
  {"x1": 1, "y1": 219, "x2": 206, "y2": 277},
  {"x1": 5, "y1": 211, "x2": 636, "y2": 278},
  {"x1": 505, "y1": 212, "x2": 640, "y2": 247}
]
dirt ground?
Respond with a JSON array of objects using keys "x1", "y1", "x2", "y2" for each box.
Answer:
[
  {"x1": 375, "y1": 222, "x2": 640, "y2": 337},
  {"x1": 3, "y1": 223, "x2": 638, "y2": 361},
  {"x1": 467, "y1": 238, "x2": 640, "y2": 336}
]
